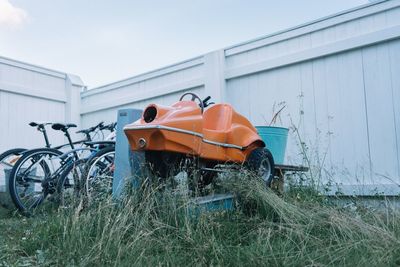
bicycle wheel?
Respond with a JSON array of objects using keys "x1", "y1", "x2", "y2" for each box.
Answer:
[
  {"x1": 8, "y1": 148, "x2": 63, "y2": 214},
  {"x1": 57, "y1": 158, "x2": 88, "y2": 209},
  {"x1": 0, "y1": 148, "x2": 27, "y2": 167},
  {"x1": 84, "y1": 146, "x2": 115, "y2": 204},
  {"x1": 0, "y1": 148, "x2": 27, "y2": 190}
]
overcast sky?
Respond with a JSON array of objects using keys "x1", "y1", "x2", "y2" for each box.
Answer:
[{"x1": 0, "y1": 0, "x2": 369, "y2": 88}]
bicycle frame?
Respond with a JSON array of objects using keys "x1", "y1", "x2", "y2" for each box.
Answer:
[
  {"x1": 8, "y1": 121, "x2": 117, "y2": 213},
  {"x1": 21, "y1": 144, "x2": 115, "y2": 196}
]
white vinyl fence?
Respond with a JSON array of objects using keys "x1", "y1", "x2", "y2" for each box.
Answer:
[{"x1": 0, "y1": 56, "x2": 84, "y2": 193}]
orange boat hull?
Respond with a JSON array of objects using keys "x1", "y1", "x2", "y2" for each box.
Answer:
[{"x1": 124, "y1": 101, "x2": 264, "y2": 163}]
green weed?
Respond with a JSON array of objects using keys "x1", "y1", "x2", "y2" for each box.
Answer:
[{"x1": 1, "y1": 172, "x2": 400, "y2": 266}]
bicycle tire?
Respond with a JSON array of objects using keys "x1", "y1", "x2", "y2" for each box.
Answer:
[
  {"x1": 0, "y1": 148, "x2": 27, "y2": 206},
  {"x1": 84, "y1": 146, "x2": 115, "y2": 203},
  {"x1": 8, "y1": 148, "x2": 63, "y2": 214},
  {"x1": 57, "y1": 158, "x2": 88, "y2": 209},
  {"x1": 0, "y1": 148, "x2": 27, "y2": 186},
  {"x1": 0, "y1": 148, "x2": 27, "y2": 162}
]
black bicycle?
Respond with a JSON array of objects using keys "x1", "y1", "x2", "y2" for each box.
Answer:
[
  {"x1": 58, "y1": 122, "x2": 117, "y2": 207},
  {"x1": 7, "y1": 122, "x2": 107, "y2": 214},
  {"x1": 0, "y1": 122, "x2": 61, "y2": 196},
  {"x1": 81, "y1": 125, "x2": 116, "y2": 204}
]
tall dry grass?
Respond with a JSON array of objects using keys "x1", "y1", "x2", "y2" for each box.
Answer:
[{"x1": 1, "y1": 171, "x2": 400, "y2": 266}]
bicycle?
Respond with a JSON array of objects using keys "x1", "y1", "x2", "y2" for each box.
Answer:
[
  {"x1": 8, "y1": 122, "x2": 107, "y2": 214},
  {"x1": 0, "y1": 122, "x2": 56, "y2": 195},
  {"x1": 83, "y1": 143, "x2": 116, "y2": 204},
  {"x1": 59, "y1": 122, "x2": 117, "y2": 206}
]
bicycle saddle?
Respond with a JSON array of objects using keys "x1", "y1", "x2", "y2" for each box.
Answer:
[
  {"x1": 52, "y1": 123, "x2": 77, "y2": 131},
  {"x1": 29, "y1": 122, "x2": 52, "y2": 128}
]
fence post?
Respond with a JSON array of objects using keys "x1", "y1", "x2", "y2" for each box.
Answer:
[
  {"x1": 204, "y1": 49, "x2": 226, "y2": 103},
  {"x1": 65, "y1": 74, "x2": 85, "y2": 139}
]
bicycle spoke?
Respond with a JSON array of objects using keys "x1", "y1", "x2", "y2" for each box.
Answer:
[
  {"x1": 22, "y1": 176, "x2": 43, "y2": 183},
  {"x1": 17, "y1": 187, "x2": 43, "y2": 209},
  {"x1": 9, "y1": 149, "x2": 63, "y2": 214},
  {"x1": 85, "y1": 150, "x2": 115, "y2": 204},
  {"x1": 27, "y1": 194, "x2": 45, "y2": 210}
]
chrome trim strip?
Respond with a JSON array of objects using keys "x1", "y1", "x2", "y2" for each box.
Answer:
[
  {"x1": 123, "y1": 125, "x2": 244, "y2": 150},
  {"x1": 202, "y1": 139, "x2": 243, "y2": 150},
  {"x1": 124, "y1": 125, "x2": 203, "y2": 137}
]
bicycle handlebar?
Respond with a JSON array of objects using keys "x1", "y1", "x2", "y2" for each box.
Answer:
[
  {"x1": 100, "y1": 122, "x2": 117, "y2": 132},
  {"x1": 76, "y1": 121, "x2": 104, "y2": 135}
]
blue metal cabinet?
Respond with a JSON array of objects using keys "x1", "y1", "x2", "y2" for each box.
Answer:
[{"x1": 112, "y1": 109, "x2": 142, "y2": 198}]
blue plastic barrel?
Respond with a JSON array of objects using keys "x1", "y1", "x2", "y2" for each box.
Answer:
[{"x1": 255, "y1": 126, "x2": 289, "y2": 164}]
